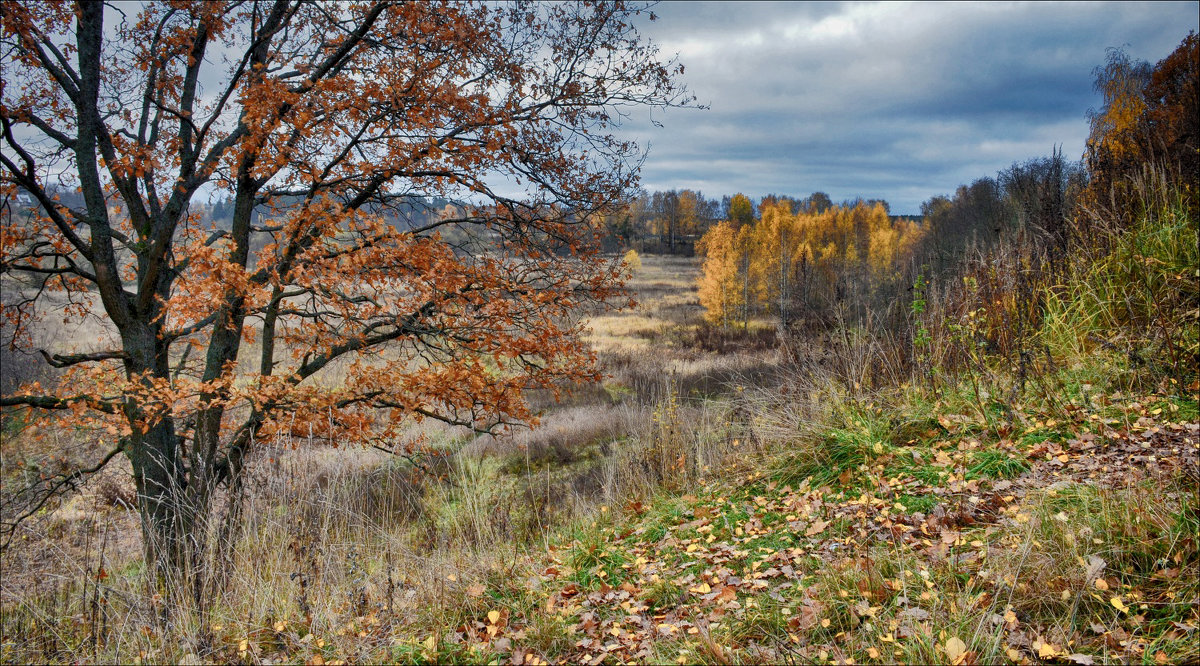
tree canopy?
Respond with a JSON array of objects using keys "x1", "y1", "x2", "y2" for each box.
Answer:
[{"x1": 0, "y1": 0, "x2": 691, "y2": 577}]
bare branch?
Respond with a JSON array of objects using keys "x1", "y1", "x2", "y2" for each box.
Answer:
[
  {"x1": 37, "y1": 348, "x2": 129, "y2": 368},
  {"x1": 1, "y1": 444, "x2": 124, "y2": 549},
  {"x1": 0, "y1": 394, "x2": 122, "y2": 414}
]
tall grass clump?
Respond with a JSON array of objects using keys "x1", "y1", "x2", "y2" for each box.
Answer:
[{"x1": 1044, "y1": 175, "x2": 1199, "y2": 383}]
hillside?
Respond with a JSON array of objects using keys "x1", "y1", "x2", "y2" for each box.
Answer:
[
  {"x1": 4, "y1": 232, "x2": 1196, "y2": 664},
  {"x1": 452, "y1": 378, "x2": 1197, "y2": 665}
]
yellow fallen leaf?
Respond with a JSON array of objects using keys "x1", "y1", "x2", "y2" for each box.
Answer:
[
  {"x1": 1111, "y1": 596, "x2": 1128, "y2": 613},
  {"x1": 686, "y1": 543, "x2": 699, "y2": 552},
  {"x1": 423, "y1": 635, "x2": 436, "y2": 653},
  {"x1": 1094, "y1": 578, "x2": 1109, "y2": 591},
  {"x1": 689, "y1": 582, "x2": 711, "y2": 594},
  {"x1": 273, "y1": 620, "x2": 286, "y2": 632},
  {"x1": 487, "y1": 610, "x2": 501, "y2": 624},
  {"x1": 945, "y1": 636, "x2": 967, "y2": 662},
  {"x1": 238, "y1": 639, "x2": 248, "y2": 653},
  {"x1": 1038, "y1": 642, "x2": 1060, "y2": 658},
  {"x1": 1006, "y1": 648, "x2": 1021, "y2": 661},
  {"x1": 867, "y1": 647, "x2": 880, "y2": 658}
]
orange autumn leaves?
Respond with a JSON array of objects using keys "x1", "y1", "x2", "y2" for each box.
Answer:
[{"x1": 0, "y1": 1, "x2": 688, "y2": 468}]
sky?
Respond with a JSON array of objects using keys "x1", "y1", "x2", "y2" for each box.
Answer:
[{"x1": 621, "y1": 1, "x2": 1198, "y2": 214}]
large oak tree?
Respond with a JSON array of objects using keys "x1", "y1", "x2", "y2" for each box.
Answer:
[{"x1": 0, "y1": 0, "x2": 689, "y2": 582}]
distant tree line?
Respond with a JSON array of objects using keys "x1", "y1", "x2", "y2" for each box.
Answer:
[
  {"x1": 694, "y1": 153, "x2": 1086, "y2": 336},
  {"x1": 591, "y1": 188, "x2": 886, "y2": 255},
  {"x1": 690, "y1": 32, "x2": 1196, "y2": 359}
]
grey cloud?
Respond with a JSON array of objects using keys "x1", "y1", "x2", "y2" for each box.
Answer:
[{"x1": 626, "y1": 1, "x2": 1198, "y2": 213}]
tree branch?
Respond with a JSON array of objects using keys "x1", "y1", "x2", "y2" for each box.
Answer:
[
  {"x1": 37, "y1": 348, "x2": 129, "y2": 368},
  {"x1": 1, "y1": 444, "x2": 125, "y2": 548},
  {"x1": 0, "y1": 394, "x2": 122, "y2": 414}
]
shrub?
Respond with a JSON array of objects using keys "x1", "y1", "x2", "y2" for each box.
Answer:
[{"x1": 623, "y1": 248, "x2": 642, "y2": 273}]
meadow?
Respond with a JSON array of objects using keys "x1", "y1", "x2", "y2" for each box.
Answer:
[
  {"x1": 0, "y1": 253, "x2": 787, "y2": 663},
  {"x1": 3, "y1": 186, "x2": 1196, "y2": 664}
]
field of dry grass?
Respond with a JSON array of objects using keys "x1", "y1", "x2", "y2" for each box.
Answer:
[
  {"x1": 0, "y1": 253, "x2": 788, "y2": 663},
  {"x1": 2, "y1": 245, "x2": 1196, "y2": 664}
]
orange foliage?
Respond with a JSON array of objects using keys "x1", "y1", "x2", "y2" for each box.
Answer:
[
  {"x1": 1085, "y1": 34, "x2": 1199, "y2": 214},
  {"x1": 0, "y1": 1, "x2": 690, "y2": 565},
  {"x1": 696, "y1": 220, "x2": 745, "y2": 328}
]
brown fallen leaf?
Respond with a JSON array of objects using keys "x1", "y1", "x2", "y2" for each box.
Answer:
[{"x1": 714, "y1": 585, "x2": 737, "y2": 603}]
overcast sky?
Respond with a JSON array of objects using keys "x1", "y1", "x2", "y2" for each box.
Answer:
[{"x1": 622, "y1": 1, "x2": 1198, "y2": 214}]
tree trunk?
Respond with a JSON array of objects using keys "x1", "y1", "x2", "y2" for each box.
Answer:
[
  {"x1": 120, "y1": 322, "x2": 197, "y2": 584},
  {"x1": 126, "y1": 422, "x2": 190, "y2": 578},
  {"x1": 741, "y1": 254, "x2": 750, "y2": 332}
]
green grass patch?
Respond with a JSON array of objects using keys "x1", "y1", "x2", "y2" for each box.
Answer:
[
  {"x1": 568, "y1": 530, "x2": 631, "y2": 589},
  {"x1": 642, "y1": 577, "x2": 685, "y2": 611},
  {"x1": 1018, "y1": 426, "x2": 1072, "y2": 447},
  {"x1": 887, "y1": 415, "x2": 946, "y2": 447},
  {"x1": 966, "y1": 450, "x2": 1030, "y2": 480},
  {"x1": 897, "y1": 493, "x2": 938, "y2": 514}
]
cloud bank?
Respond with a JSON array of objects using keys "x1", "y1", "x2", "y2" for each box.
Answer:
[{"x1": 625, "y1": 1, "x2": 1198, "y2": 213}]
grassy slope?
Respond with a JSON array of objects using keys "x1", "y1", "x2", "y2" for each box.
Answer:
[
  {"x1": 380, "y1": 195, "x2": 1200, "y2": 665},
  {"x1": 1, "y1": 198, "x2": 1197, "y2": 665},
  {"x1": 476, "y1": 375, "x2": 1197, "y2": 666}
]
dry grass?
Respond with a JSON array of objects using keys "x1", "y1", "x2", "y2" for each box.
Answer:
[
  {"x1": 584, "y1": 254, "x2": 702, "y2": 352},
  {"x1": 1, "y1": 253, "x2": 797, "y2": 663},
  {"x1": 4, "y1": 217, "x2": 1195, "y2": 665}
]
